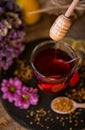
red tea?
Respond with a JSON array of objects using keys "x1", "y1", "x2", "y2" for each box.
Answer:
[{"x1": 33, "y1": 48, "x2": 74, "y2": 93}]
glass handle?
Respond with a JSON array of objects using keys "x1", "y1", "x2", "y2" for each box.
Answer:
[{"x1": 76, "y1": 50, "x2": 85, "y2": 69}]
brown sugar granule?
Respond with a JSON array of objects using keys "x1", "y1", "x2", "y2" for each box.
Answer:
[
  {"x1": 26, "y1": 107, "x2": 84, "y2": 129},
  {"x1": 74, "y1": 123, "x2": 78, "y2": 127},
  {"x1": 27, "y1": 108, "x2": 53, "y2": 129},
  {"x1": 14, "y1": 59, "x2": 33, "y2": 82},
  {"x1": 62, "y1": 122, "x2": 65, "y2": 126},
  {"x1": 69, "y1": 120, "x2": 72, "y2": 123},
  {"x1": 30, "y1": 111, "x2": 34, "y2": 117},
  {"x1": 29, "y1": 122, "x2": 33, "y2": 125},
  {"x1": 56, "y1": 116, "x2": 59, "y2": 120},
  {"x1": 26, "y1": 115, "x2": 29, "y2": 118},
  {"x1": 46, "y1": 126, "x2": 50, "y2": 129},
  {"x1": 51, "y1": 97, "x2": 74, "y2": 112},
  {"x1": 50, "y1": 118, "x2": 54, "y2": 121},
  {"x1": 65, "y1": 87, "x2": 85, "y2": 103},
  {"x1": 80, "y1": 119, "x2": 84, "y2": 122}
]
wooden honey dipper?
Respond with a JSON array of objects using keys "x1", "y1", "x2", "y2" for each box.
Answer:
[{"x1": 49, "y1": 0, "x2": 80, "y2": 41}]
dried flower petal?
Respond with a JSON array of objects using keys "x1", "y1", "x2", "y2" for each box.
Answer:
[{"x1": 0, "y1": 0, "x2": 25, "y2": 70}]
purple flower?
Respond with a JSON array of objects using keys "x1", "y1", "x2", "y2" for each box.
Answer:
[
  {"x1": 12, "y1": 42, "x2": 25, "y2": 57},
  {"x1": 14, "y1": 86, "x2": 39, "y2": 109},
  {"x1": 0, "y1": 48, "x2": 13, "y2": 70},
  {"x1": 1, "y1": 77, "x2": 39, "y2": 109},
  {"x1": 1, "y1": 77, "x2": 22, "y2": 102},
  {"x1": 0, "y1": 21, "x2": 5, "y2": 31},
  {"x1": 0, "y1": 59, "x2": 13, "y2": 70},
  {"x1": 0, "y1": 1, "x2": 25, "y2": 70}
]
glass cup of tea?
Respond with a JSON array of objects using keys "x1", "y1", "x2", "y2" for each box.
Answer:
[{"x1": 30, "y1": 40, "x2": 83, "y2": 94}]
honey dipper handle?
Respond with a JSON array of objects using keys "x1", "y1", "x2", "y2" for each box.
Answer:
[{"x1": 65, "y1": 0, "x2": 80, "y2": 17}]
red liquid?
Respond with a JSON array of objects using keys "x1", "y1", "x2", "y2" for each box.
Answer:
[{"x1": 33, "y1": 48, "x2": 74, "y2": 93}]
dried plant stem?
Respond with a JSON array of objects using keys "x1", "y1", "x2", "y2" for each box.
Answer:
[{"x1": 28, "y1": 7, "x2": 55, "y2": 14}]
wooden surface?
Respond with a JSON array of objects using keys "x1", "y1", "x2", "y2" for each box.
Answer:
[
  {"x1": 25, "y1": 14, "x2": 85, "y2": 41},
  {"x1": 0, "y1": 13, "x2": 85, "y2": 130}
]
